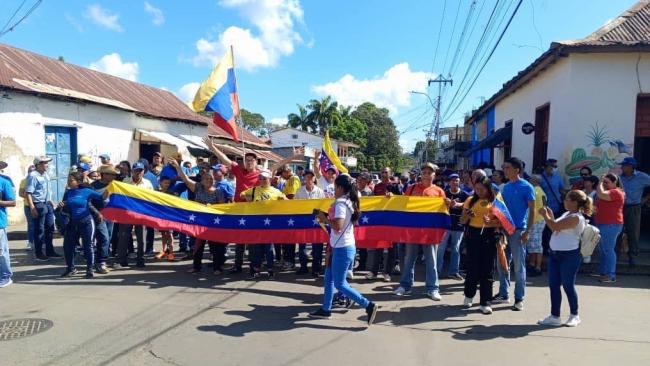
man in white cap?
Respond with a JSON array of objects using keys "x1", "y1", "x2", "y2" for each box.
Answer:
[{"x1": 26, "y1": 156, "x2": 62, "y2": 261}]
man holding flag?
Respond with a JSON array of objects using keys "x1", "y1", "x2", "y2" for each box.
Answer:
[{"x1": 314, "y1": 131, "x2": 348, "y2": 199}]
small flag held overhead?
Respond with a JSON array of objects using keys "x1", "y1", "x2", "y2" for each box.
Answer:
[
  {"x1": 191, "y1": 47, "x2": 240, "y2": 142},
  {"x1": 319, "y1": 131, "x2": 348, "y2": 176}
]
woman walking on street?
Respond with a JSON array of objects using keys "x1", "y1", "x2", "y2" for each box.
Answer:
[
  {"x1": 593, "y1": 174, "x2": 625, "y2": 283},
  {"x1": 310, "y1": 174, "x2": 379, "y2": 325},
  {"x1": 537, "y1": 190, "x2": 592, "y2": 327}
]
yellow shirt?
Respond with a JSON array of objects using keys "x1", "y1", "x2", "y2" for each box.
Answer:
[
  {"x1": 463, "y1": 197, "x2": 493, "y2": 228},
  {"x1": 533, "y1": 186, "x2": 546, "y2": 223},
  {"x1": 282, "y1": 175, "x2": 301, "y2": 197},
  {"x1": 240, "y1": 185, "x2": 285, "y2": 202},
  {"x1": 19, "y1": 178, "x2": 29, "y2": 206}
]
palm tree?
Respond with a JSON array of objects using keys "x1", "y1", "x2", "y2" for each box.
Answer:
[
  {"x1": 287, "y1": 104, "x2": 315, "y2": 132},
  {"x1": 306, "y1": 96, "x2": 341, "y2": 135}
]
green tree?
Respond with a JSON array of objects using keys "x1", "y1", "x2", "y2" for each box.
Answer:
[
  {"x1": 287, "y1": 104, "x2": 315, "y2": 133},
  {"x1": 306, "y1": 96, "x2": 341, "y2": 134},
  {"x1": 351, "y1": 102, "x2": 403, "y2": 171},
  {"x1": 329, "y1": 116, "x2": 367, "y2": 148},
  {"x1": 240, "y1": 108, "x2": 265, "y2": 132},
  {"x1": 413, "y1": 140, "x2": 437, "y2": 163}
]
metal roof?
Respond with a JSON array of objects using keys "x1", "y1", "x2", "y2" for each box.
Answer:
[{"x1": 0, "y1": 43, "x2": 268, "y2": 147}]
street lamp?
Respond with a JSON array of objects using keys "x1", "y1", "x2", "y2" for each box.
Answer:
[{"x1": 409, "y1": 91, "x2": 438, "y2": 164}]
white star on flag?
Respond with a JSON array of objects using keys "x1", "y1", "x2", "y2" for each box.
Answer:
[
  {"x1": 238, "y1": 218, "x2": 246, "y2": 226},
  {"x1": 361, "y1": 216, "x2": 369, "y2": 224},
  {"x1": 264, "y1": 218, "x2": 271, "y2": 226},
  {"x1": 312, "y1": 219, "x2": 319, "y2": 226},
  {"x1": 189, "y1": 214, "x2": 196, "y2": 221},
  {"x1": 213, "y1": 217, "x2": 221, "y2": 225},
  {"x1": 287, "y1": 218, "x2": 295, "y2": 226}
]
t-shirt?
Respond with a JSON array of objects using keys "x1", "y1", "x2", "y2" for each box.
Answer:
[
  {"x1": 195, "y1": 183, "x2": 224, "y2": 205},
  {"x1": 445, "y1": 188, "x2": 470, "y2": 231},
  {"x1": 159, "y1": 165, "x2": 178, "y2": 180},
  {"x1": 144, "y1": 171, "x2": 160, "y2": 190},
  {"x1": 549, "y1": 212, "x2": 585, "y2": 251},
  {"x1": 373, "y1": 182, "x2": 401, "y2": 196},
  {"x1": 594, "y1": 188, "x2": 625, "y2": 225},
  {"x1": 318, "y1": 176, "x2": 336, "y2": 198},
  {"x1": 359, "y1": 187, "x2": 373, "y2": 197},
  {"x1": 295, "y1": 185, "x2": 326, "y2": 200},
  {"x1": 539, "y1": 172, "x2": 565, "y2": 213},
  {"x1": 282, "y1": 175, "x2": 302, "y2": 197},
  {"x1": 19, "y1": 178, "x2": 29, "y2": 207},
  {"x1": 25, "y1": 170, "x2": 52, "y2": 203},
  {"x1": 328, "y1": 198, "x2": 355, "y2": 248},
  {"x1": 463, "y1": 197, "x2": 493, "y2": 228},
  {"x1": 533, "y1": 186, "x2": 547, "y2": 223},
  {"x1": 63, "y1": 187, "x2": 103, "y2": 220},
  {"x1": 405, "y1": 183, "x2": 446, "y2": 197},
  {"x1": 231, "y1": 162, "x2": 260, "y2": 202},
  {"x1": 125, "y1": 177, "x2": 154, "y2": 190},
  {"x1": 501, "y1": 178, "x2": 535, "y2": 230},
  {"x1": 240, "y1": 185, "x2": 285, "y2": 202},
  {"x1": 0, "y1": 176, "x2": 15, "y2": 229}
]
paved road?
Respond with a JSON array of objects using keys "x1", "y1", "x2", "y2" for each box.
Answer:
[{"x1": 2, "y1": 239, "x2": 649, "y2": 366}]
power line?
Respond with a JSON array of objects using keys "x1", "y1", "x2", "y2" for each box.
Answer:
[
  {"x1": 429, "y1": 0, "x2": 448, "y2": 75},
  {"x1": 443, "y1": 0, "x2": 524, "y2": 121},
  {"x1": 448, "y1": 0, "x2": 486, "y2": 79},
  {"x1": 0, "y1": 0, "x2": 43, "y2": 38},
  {"x1": 446, "y1": 0, "x2": 478, "y2": 78},
  {"x1": 1, "y1": 0, "x2": 27, "y2": 35},
  {"x1": 440, "y1": 0, "x2": 463, "y2": 76}
]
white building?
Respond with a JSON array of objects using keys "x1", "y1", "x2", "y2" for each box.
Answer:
[
  {"x1": 0, "y1": 43, "x2": 278, "y2": 224},
  {"x1": 464, "y1": 0, "x2": 650, "y2": 181},
  {"x1": 270, "y1": 127, "x2": 359, "y2": 169}
]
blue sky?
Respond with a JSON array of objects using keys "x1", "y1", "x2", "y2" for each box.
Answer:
[{"x1": 0, "y1": 0, "x2": 638, "y2": 151}]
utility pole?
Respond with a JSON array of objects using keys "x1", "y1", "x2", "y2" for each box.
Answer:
[{"x1": 426, "y1": 75, "x2": 453, "y2": 164}]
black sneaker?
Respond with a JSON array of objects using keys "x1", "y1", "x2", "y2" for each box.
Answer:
[
  {"x1": 296, "y1": 267, "x2": 309, "y2": 275},
  {"x1": 136, "y1": 259, "x2": 145, "y2": 268},
  {"x1": 246, "y1": 272, "x2": 261, "y2": 281},
  {"x1": 268, "y1": 271, "x2": 275, "y2": 280},
  {"x1": 229, "y1": 266, "x2": 243, "y2": 274},
  {"x1": 35, "y1": 254, "x2": 49, "y2": 262},
  {"x1": 47, "y1": 252, "x2": 63, "y2": 259},
  {"x1": 85, "y1": 270, "x2": 94, "y2": 279},
  {"x1": 61, "y1": 268, "x2": 78, "y2": 277},
  {"x1": 365, "y1": 302, "x2": 378, "y2": 326},
  {"x1": 309, "y1": 308, "x2": 331, "y2": 319},
  {"x1": 343, "y1": 297, "x2": 353, "y2": 309}
]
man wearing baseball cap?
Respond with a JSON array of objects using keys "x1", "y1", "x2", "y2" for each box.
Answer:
[
  {"x1": 91, "y1": 165, "x2": 120, "y2": 273},
  {"x1": 619, "y1": 157, "x2": 650, "y2": 266},
  {"x1": 99, "y1": 154, "x2": 111, "y2": 165},
  {"x1": 25, "y1": 156, "x2": 62, "y2": 261},
  {"x1": 212, "y1": 164, "x2": 234, "y2": 203}
]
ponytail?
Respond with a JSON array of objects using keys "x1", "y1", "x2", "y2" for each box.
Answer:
[
  {"x1": 567, "y1": 190, "x2": 593, "y2": 216},
  {"x1": 335, "y1": 174, "x2": 361, "y2": 223}
]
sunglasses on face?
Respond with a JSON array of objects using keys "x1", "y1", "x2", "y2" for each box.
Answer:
[{"x1": 580, "y1": 173, "x2": 590, "y2": 177}]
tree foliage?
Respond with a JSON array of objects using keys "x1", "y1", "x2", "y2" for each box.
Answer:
[
  {"x1": 240, "y1": 109, "x2": 265, "y2": 132},
  {"x1": 413, "y1": 140, "x2": 437, "y2": 163},
  {"x1": 351, "y1": 102, "x2": 403, "y2": 171}
]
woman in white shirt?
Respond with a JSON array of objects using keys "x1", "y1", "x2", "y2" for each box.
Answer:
[
  {"x1": 309, "y1": 174, "x2": 379, "y2": 325},
  {"x1": 537, "y1": 190, "x2": 592, "y2": 328}
]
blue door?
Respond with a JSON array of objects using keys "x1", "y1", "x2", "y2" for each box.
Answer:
[{"x1": 44, "y1": 126, "x2": 77, "y2": 203}]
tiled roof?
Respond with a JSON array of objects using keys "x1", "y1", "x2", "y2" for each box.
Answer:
[{"x1": 0, "y1": 43, "x2": 268, "y2": 147}]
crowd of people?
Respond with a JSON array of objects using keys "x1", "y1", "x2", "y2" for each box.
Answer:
[{"x1": 0, "y1": 141, "x2": 649, "y2": 327}]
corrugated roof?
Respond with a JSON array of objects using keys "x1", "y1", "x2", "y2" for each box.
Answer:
[
  {"x1": 465, "y1": 0, "x2": 650, "y2": 125},
  {"x1": 0, "y1": 43, "x2": 268, "y2": 147}
]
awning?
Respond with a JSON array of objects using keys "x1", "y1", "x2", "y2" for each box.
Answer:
[
  {"x1": 134, "y1": 129, "x2": 203, "y2": 160},
  {"x1": 212, "y1": 143, "x2": 286, "y2": 163},
  {"x1": 463, "y1": 125, "x2": 512, "y2": 157}
]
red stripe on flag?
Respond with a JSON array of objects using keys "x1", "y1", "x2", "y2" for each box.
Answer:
[{"x1": 213, "y1": 113, "x2": 239, "y2": 143}]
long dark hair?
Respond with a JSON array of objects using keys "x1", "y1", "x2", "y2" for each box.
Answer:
[
  {"x1": 68, "y1": 171, "x2": 91, "y2": 189},
  {"x1": 468, "y1": 177, "x2": 496, "y2": 209},
  {"x1": 335, "y1": 174, "x2": 360, "y2": 223}
]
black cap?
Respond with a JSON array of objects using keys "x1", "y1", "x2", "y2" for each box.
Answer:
[{"x1": 303, "y1": 169, "x2": 315, "y2": 177}]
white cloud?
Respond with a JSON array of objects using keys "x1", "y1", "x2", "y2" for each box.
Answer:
[
  {"x1": 312, "y1": 63, "x2": 430, "y2": 115},
  {"x1": 191, "y1": 0, "x2": 304, "y2": 71},
  {"x1": 177, "y1": 82, "x2": 200, "y2": 102},
  {"x1": 270, "y1": 117, "x2": 287, "y2": 126},
  {"x1": 85, "y1": 4, "x2": 123, "y2": 32},
  {"x1": 144, "y1": 2, "x2": 165, "y2": 26},
  {"x1": 89, "y1": 53, "x2": 139, "y2": 81}
]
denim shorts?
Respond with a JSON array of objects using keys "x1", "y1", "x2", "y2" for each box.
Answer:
[{"x1": 526, "y1": 220, "x2": 545, "y2": 254}]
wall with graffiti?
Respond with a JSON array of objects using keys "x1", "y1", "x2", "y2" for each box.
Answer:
[{"x1": 564, "y1": 123, "x2": 633, "y2": 182}]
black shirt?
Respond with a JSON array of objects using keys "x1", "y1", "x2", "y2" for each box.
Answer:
[{"x1": 445, "y1": 187, "x2": 470, "y2": 231}]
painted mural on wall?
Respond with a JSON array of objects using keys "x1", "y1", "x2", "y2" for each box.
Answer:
[{"x1": 564, "y1": 123, "x2": 632, "y2": 180}]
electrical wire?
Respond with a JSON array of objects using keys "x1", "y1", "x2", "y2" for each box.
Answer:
[
  {"x1": 0, "y1": 0, "x2": 43, "y2": 38},
  {"x1": 441, "y1": 0, "x2": 464, "y2": 75},
  {"x1": 1, "y1": 0, "x2": 27, "y2": 34},
  {"x1": 429, "y1": 0, "x2": 448, "y2": 75}
]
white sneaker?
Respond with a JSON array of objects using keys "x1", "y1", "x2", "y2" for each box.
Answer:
[
  {"x1": 365, "y1": 272, "x2": 376, "y2": 280},
  {"x1": 380, "y1": 272, "x2": 391, "y2": 282},
  {"x1": 582, "y1": 256, "x2": 591, "y2": 264},
  {"x1": 25, "y1": 242, "x2": 33, "y2": 251},
  {"x1": 346, "y1": 270, "x2": 354, "y2": 280},
  {"x1": 512, "y1": 301, "x2": 524, "y2": 311},
  {"x1": 393, "y1": 286, "x2": 411, "y2": 296},
  {"x1": 565, "y1": 315, "x2": 581, "y2": 327},
  {"x1": 427, "y1": 290, "x2": 442, "y2": 301},
  {"x1": 463, "y1": 297, "x2": 473, "y2": 308},
  {"x1": 537, "y1": 315, "x2": 562, "y2": 326},
  {"x1": 479, "y1": 305, "x2": 493, "y2": 315},
  {"x1": 0, "y1": 278, "x2": 13, "y2": 288}
]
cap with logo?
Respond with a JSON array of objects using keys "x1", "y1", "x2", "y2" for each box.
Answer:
[{"x1": 132, "y1": 162, "x2": 146, "y2": 171}]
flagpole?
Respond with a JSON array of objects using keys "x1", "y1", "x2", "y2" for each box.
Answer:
[{"x1": 230, "y1": 45, "x2": 247, "y2": 162}]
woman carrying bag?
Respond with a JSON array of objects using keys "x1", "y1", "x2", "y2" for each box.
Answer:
[{"x1": 309, "y1": 174, "x2": 379, "y2": 326}]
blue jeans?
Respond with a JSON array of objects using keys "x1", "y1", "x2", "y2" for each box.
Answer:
[
  {"x1": 178, "y1": 233, "x2": 189, "y2": 251},
  {"x1": 32, "y1": 202, "x2": 56, "y2": 256},
  {"x1": 23, "y1": 206, "x2": 35, "y2": 244},
  {"x1": 399, "y1": 244, "x2": 439, "y2": 292},
  {"x1": 252, "y1": 244, "x2": 274, "y2": 271},
  {"x1": 0, "y1": 228, "x2": 12, "y2": 282},
  {"x1": 63, "y1": 216, "x2": 95, "y2": 271},
  {"x1": 548, "y1": 248, "x2": 582, "y2": 317},
  {"x1": 322, "y1": 246, "x2": 370, "y2": 312},
  {"x1": 437, "y1": 230, "x2": 463, "y2": 276},
  {"x1": 497, "y1": 230, "x2": 527, "y2": 302},
  {"x1": 596, "y1": 224, "x2": 623, "y2": 278},
  {"x1": 94, "y1": 220, "x2": 112, "y2": 265},
  {"x1": 298, "y1": 243, "x2": 323, "y2": 273}
]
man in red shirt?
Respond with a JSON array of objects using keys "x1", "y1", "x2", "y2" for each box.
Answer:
[
  {"x1": 203, "y1": 137, "x2": 304, "y2": 272},
  {"x1": 394, "y1": 162, "x2": 449, "y2": 301}
]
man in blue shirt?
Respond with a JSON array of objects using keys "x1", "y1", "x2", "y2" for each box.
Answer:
[
  {"x1": 0, "y1": 170, "x2": 16, "y2": 288},
  {"x1": 619, "y1": 157, "x2": 650, "y2": 266},
  {"x1": 496, "y1": 157, "x2": 536, "y2": 311},
  {"x1": 25, "y1": 156, "x2": 62, "y2": 261},
  {"x1": 539, "y1": 159, "x2": 566, "y2": 215},
  {"x1": 212, "y1": 164, "x2": 234, "y2": 203}
]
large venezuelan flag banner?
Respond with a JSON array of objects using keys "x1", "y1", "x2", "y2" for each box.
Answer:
[{"x1": 102, "y1": 182, "x2": 451, "y2": 248}]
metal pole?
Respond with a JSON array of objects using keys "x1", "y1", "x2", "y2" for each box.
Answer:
[{"x1": 427, "y1": 75, "x2": 453, "y2": 163}]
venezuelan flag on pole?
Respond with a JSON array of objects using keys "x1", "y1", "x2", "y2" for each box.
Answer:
[
  {"x1": 490, "y1": 197, "x2": 516, "y2": 235},
  {"x1": 319, "y1": 131, "x2": 348, "y2": 175},
  {"x1": 191, "y1": 46, "x2": 240, "y2": 142},
  {"x1": 102, "y1": 182, "x2": 451, "y2": 247}
]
